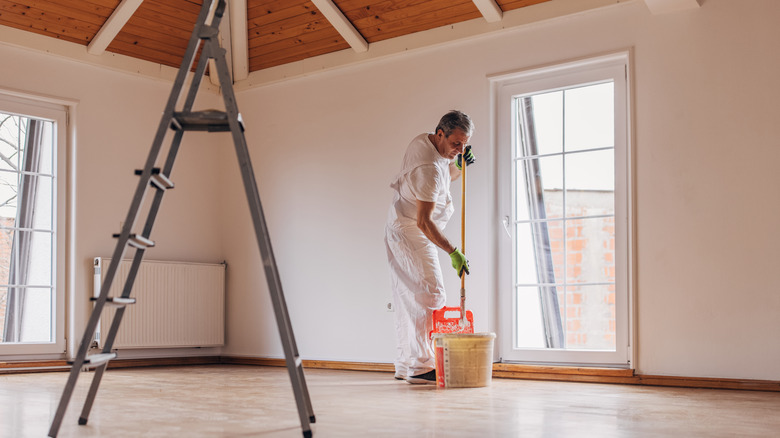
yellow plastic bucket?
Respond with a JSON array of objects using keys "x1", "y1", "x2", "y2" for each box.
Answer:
[{"x1": 432, "y1": 332, "x2": 496, "y2": 388}]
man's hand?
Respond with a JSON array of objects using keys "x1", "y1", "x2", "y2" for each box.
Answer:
[
  {"x1": 449, "y1": 248, "x2": 470, "y2": 276},
  {"x1": 456, "y1": 145, "x2": 475, "y2": 170}
]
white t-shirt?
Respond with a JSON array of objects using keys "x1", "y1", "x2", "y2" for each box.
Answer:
[{"x1": 387, "y1": 133, "x2": 456, "y2": 231}]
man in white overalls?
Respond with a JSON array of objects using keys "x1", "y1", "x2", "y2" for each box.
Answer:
[{"x1": 385, "y1": 110, "x2": 476, "y2": 384}]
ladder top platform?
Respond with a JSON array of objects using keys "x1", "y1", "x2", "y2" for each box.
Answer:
[{"x1": 171, "y1": 109, "x2": 244, "y2": 132}]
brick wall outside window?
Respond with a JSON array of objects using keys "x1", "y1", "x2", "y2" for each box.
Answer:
[{"x1": 545, "y1": 190, "x2": 615, "y2": 350}]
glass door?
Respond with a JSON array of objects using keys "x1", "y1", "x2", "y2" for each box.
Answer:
[
  {"x1": 494, "y1": 53, "x2": 632, "y2": 366},
  {"x1": 0, "y1": 93, "x2": 66, "y2": 356}
]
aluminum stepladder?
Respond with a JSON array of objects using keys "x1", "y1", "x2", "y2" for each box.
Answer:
[{"x1": 48, "y1": 1, "x2": 315, "y2": 436}]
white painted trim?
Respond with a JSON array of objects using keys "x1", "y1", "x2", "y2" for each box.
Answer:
[
  {"x1": 643, "y1": 0, "x2": 701, "y2": 15},
  {"x1": 230, "y1": 0, "x2": 249, "y2": 81},
  {"x1": 87, "y1": 0, "x2": 144, "y2": 56},
  {"x1": 311, "y1": 0, "x2": 369, "y2": 53},
  {"x1": 0, "y1": 25, "x2": 220, "y2": 93},
  {"x1": 473, "y1": 0, "x2": 504, "y2": 23}
]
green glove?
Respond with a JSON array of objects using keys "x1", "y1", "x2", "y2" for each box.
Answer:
[
  {"x1": 456, "y1": 145, "x2": 475, "y2": 170},
  {"x1": 449, "y1": 248, "x2": 470, "y2": 276}
]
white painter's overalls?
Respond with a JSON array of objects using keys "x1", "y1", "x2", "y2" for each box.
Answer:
[{"x1": 385, "y1": 133, "x2": 459, "y2": 378}]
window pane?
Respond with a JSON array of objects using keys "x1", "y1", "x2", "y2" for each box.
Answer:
[
  {"x1": 0, "y1": 115, "x2": 23, "y2": 172},
  {"x1": 516, "y1": 155, "x2": 564, "y2": 222},
  {"x1": 515, "y1": 220, "x2": 564, "y2": 286},
  {"x1": 22, "y1": 231, "x2": 53, "y2": 287},
  {"x1": 560, "y1": 284, "x2": 616, "y2": 351},
  {"x1": 566, "y1": 149, "x2": 615, "y2": 195},
  {"x1": 564, "y1": 82, "x2": 614, "y2": 152},
  {"x1": 30, "y1": 175, "x2": 54, "y2": 231},
  {"x1": 19, "y1": 287, "x2": 53, "y2": 343},
  {"x1": 37, "y1": 121, "x2": 54, "y2": 175},
  {"x1": 515, "y1": 222, "x2": 536, "y2": 284},
  {"x1": 0, "y1": 171, "x2": 19, "y2": 218},
  {"x1": 539, "y1": 155, "x2": 564, "y2": 194},
  {"x1": 0, "y1": 227, "x2": 14, "y2": 283},
  {"x1": 529, "y1": 91, "x2": 563, "y2": 156},
  {"x1": 515, "y1": 286, "x2": 546, "y2": 348},
  {"x1": 565, "y1": 217, "x2": 615, "y2": 284}
]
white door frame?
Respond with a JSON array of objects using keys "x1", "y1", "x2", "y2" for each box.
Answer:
[{"x1": 490, "y1": 51, "x2": 634, "y2": 367}]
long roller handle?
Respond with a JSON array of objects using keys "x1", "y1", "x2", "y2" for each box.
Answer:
[{"x1": 460, "y1": 153, "x2": 467, "y2": 325}]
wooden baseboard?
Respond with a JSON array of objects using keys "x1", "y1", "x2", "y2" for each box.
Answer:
[
  {"x1": 105, "y1": 356, "x2": 221, "y2": 369},
  {"x1": 3, "y1": 356, "x2": 779, "y2": 392},
  {"x1": 223, "y1": 357, "x2": 780, "y2": 392},
  {"x1": 0, "y1": 360, "x2": 70, "y2": 374},
  {"x1": 221, "y1": 356, "x2": 395, "y2": 373},
  {"x1": 492, "y1": 362, "x2": 638, "y2": 385},
  {"x1": 636, "y1": 374, "x2": 780, "y2": 392},
  {"x1": 0, "y1": 356, "x2": 221, "y2": 374}
]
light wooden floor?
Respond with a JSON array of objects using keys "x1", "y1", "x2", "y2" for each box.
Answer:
[{"x1": 2, "y1": 365, "x2": 779, "y2": 437}]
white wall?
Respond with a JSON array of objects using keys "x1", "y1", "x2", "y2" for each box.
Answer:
[
  {"x1": 2, "y1": 0, "x2": 778, "y2": 381},
  {"x1": 222, "y1": 0, "x2": 780, "y2": 381},
  {"x1": 0, "y1": 44, "x2": 226, "y2": 357}
]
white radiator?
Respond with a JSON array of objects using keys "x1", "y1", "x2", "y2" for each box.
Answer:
[{"x1": 93, "y1": 257, "x2": 225, "y2": 349}]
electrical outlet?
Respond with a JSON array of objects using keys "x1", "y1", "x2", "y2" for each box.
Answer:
[{"x1": 386, "y1": 302, "x2": 394, "y2": 312}]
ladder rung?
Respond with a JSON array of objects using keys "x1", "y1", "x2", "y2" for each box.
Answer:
[
  {"x1": 112, "y1": 233, "x2": 155, "y2": 249},
  {"x1": 135, "y1": 168, "x2": 162, "y2": 175},
  {"x1": 90, "y1": 296, "x2": 136, "y2": 308},
  {"x1": 135, "y1": 168, "x2": 174, "y2": 190},
  {"x1": 170, "y1": 110, "x2": 244, "y2": 132},
  {"x1": 150, "y1": 174, "x2": 174, "y2": 190},
  {"x1": 69, "y1": 353, "x2": 117, "y2": 368}
]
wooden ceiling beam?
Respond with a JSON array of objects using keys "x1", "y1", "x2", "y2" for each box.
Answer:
[
  {"x1": 88, "y1": 0, "x2": 144, "y2": 55},
  {"x1": 311, "y1": 0, "x2": 368, "y2": 53},
  {"x1": 472, "y1": 0, "x2": 503, "y2": 22}
]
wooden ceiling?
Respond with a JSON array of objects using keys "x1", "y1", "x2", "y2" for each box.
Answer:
[{"x1": 0, "y1": 0, "x2": 552, "y2": 75}]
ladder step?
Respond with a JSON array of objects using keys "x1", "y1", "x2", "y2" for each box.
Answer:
[
  {"x1": 90, "y1": 296, "x2": 136, "y2": 308},
  {"x1": 150, "y1": 173, "x2": 174, "y2": 191},
  {"x1": 112, "y1": 233, "x2": 155, "y2": 249},
  {"x1": 170, "y1": 110, "x2": 244, "y2": 132},
  {"x1": 68, "y1": 353, "x2": 117, "y2": 368},
  {"x1": 135, "y1": 168, "x2": 174, "y2": 190}
]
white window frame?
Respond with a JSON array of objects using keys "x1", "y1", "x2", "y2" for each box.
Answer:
[
  {"x1": 492, "y1": 51, "x2": 634, "y2": 367},
  {"x1": 0, "y1": 92, "x2": 68, "y2": 356}
]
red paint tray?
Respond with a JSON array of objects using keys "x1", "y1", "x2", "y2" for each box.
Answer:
[{"x1": 429, "y1": 306, "x2": 474, "y2": 339}]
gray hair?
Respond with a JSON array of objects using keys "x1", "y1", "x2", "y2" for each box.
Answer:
[{"x1": 435, "y1": 110, "x2": 474, "y2": 137}]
